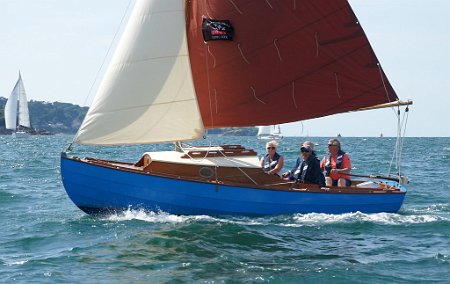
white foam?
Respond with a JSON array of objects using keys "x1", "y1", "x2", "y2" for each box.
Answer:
[
  {"x1": 105, "y1": 208, "x2": 214, "y2": 223},
  {"x1": 290, "y1": 211, "x2": 449, "y2": 226},
  {"x1": 103, "y1": 207, "x2": 449, "y2": 227},
  {"x1": 5, "y1": 259, "x2": 28, "y2": 266},
  {"x1": 406, "y1": 204, "x2": 449, "y2": 215}
]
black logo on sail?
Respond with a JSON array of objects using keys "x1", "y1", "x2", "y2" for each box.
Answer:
[{"x1": 202, "y1": 19, "x2": 234, "y2": 41}]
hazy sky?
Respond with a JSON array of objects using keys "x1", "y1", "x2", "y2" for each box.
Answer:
[{"x1": 1, "y1": 0, "x2": 449, "y2": 137}]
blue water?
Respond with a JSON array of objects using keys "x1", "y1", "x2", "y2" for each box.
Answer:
[{"x1": 1, "y1": 135, "x2": 449, "y2": 283}]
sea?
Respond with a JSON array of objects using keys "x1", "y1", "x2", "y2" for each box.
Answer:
[{"x1": 0, "y1": 135, "x2": 449, "y2": 283}]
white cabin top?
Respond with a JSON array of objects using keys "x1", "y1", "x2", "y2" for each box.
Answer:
[{"x1": 144, "y1": 148, "x2": 261, "y2": 168}]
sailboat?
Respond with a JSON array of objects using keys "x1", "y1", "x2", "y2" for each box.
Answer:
[
  {"x1": 257, "y1": 125, "x2": 283, "y2": 140},
  {"x1": 61, "y1": 0, "x2": 412, "y2": 216},
  {"x1": 4, "y1": 73, "x2": 32, "y2": 137}
]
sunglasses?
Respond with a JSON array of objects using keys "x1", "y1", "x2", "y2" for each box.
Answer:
[
  {"x1": 267, "y1": 147, "x2": 276, "y2": 150},
  {"x1": 328, "y1": 144, "x2": 338, "y2": 147},
  {"x1": 300, "y1": 147, "x2": 310, "y2": 153}
]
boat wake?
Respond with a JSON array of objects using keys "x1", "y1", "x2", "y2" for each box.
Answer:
[
  {"x1": 105, "y1": 208, "x2": 215, "y2": 224},
  {"x1": 291, "y1": 211, "x2": 449, "y2": 226},
  {"x1": 101, "y1": 205, "x2": 450, "y2": 227}
]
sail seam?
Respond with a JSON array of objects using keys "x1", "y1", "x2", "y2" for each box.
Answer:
[
  {"x1": 88, "y1": 98, "x2": 199, "y2": 115},
  {"x1": 195, "y1": 5, "x2": 351, "y2": 74},
  {"x1": 224, "y1": 5, "x2": 348, "y2": 63},
  {"x1": 228, "y1": 0, "x2": 243, "y2": 14},
  {"x1": 245, "y1": 43, "x2": 373, "y2": 104},
  {"x1": 111, "y1": 54, "x2": 191, "y2": 68}
]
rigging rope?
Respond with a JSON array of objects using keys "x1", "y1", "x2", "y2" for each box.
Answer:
[
  {"x1": 81, "y1": 0, "x2": 133, "y2": 108},
  {"x1": 177, "y1": 141, "x2": 259, "y2": 185},
  {"x1": 388, "y1": 104, "x2": 410, "y2": 180},
  {"x1": 69, "y1": 0, "x2": 134, "y2": 148}
]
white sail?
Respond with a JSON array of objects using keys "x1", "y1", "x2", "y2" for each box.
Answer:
[
  {"x1": 5, "y1": 73, "x2": 30, "y2": 130},
  {"x1": 272, "y1": 125, "x2": 281, "y2": 135},
  {"x1": 5, "y1": 83, "x2": 19, "y2": 130},
  {"x1": 17, "y1": 74, "x2": 30, "y2": 128},
  {"x1": 257, "y1": 125, "x2": 282, "y2": 139},
  {"x1": 75, "y1": 0, "x2": 204, "y2": 145},
  {"x1": 257, "y1": 126, "x2": 271, "y2": 136}
]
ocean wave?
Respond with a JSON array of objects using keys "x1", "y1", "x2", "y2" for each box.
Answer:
[
  {"x1": 3, "y1": 259, "x2": 29, "y2": 267},
  {"x1": 105, "y1": 208, "x2": 215, "y2": 224},
  {"x1": 404, "y1": 203, "x2": 450, "y2": 214},
  {"x1": 103, "y1": 209, "x2": 277, "y2": 228},
  {"x1": 290, "y1": 211, "x2": 450, "y2": 226},
  {"x1": 101, "y1": 207, "x2": 450, "y2": 228}
]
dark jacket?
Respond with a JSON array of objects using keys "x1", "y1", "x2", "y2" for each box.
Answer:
[
  {"x1": 288, "y1": 155, "x2": 325, "y2": 187},
  {"x1": 262, "y1": 152, "x2": 282, "y2": 175}
]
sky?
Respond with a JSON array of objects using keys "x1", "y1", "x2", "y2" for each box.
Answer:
[{"x1": 0, "y1": 0, "x2": 449, "y2": 137}]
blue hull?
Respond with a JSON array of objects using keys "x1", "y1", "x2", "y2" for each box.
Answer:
[{"x1": 60, "y1": 155, "x2": 406, "y2": 216}]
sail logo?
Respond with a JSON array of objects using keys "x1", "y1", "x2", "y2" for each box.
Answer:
[{"x1": 202, "y1": 19, "x2": 234, "y2": 41}]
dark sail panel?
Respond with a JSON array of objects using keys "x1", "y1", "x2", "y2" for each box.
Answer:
[{"x1": 187, "y1": 0, "x2": 398, "y2": 128}]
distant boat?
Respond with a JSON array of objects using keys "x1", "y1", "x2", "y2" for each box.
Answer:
[
  {"x1": 61, "y1": 0, "x2": 412, "y2": 216},
  {"x1": 4, "y1": 73, "x2": 32, "y2": 136},
  {"x1": 337, "y1": 133, "x2": 342, "y2": 138},
  {"x1": 380, "y1": 133, "x2": 384, "y2": 138},
  {"x1": 257, "y1": 125, "x2": 283, "y2": 140}
]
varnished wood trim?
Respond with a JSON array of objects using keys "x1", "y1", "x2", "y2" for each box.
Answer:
[{"x1": 67, "y1": 156, "x2": 405, "y2": 195}]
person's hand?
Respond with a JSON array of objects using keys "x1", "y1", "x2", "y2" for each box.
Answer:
[{"x1": 282, "y1": 172, "x2": 289, "y2": 178}]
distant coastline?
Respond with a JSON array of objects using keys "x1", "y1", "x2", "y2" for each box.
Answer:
[
  {"x1": 0, "y1": 97, "x2": 88, "y2": 135},
  {"x1": 1, "y1": 97, "x2": 258, "y2": 136}
]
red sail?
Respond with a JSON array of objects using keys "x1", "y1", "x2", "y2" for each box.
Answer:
[{"x1": 186, "y1": 0, "x2": 398, "y2": 129}]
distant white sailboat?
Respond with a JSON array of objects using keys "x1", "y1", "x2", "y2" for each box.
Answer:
[
  {"x1": 4, "y1": 73, "x2": 32, "y2": 136},
  {"x1": 257, "y1": 125, "x2": 283, "y2": 140}
]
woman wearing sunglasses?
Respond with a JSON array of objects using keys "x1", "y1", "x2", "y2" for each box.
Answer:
[
  {"x1": 320, "y1": 138, "x2": 352, "y2": 187},
  {"x1": 260, "y1": 140, "x2": 285, "y2": 177},
  {"x1": 282, "y1": 141, "x2": 325, "y2": 187}
]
